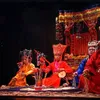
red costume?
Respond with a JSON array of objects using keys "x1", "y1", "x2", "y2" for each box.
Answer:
[
  {"x1": 42, "y1": 43, "x2": 73, "y2": 88},
  {"x1": 78, "y1": 49, "x2": 100, "y2": 94}
]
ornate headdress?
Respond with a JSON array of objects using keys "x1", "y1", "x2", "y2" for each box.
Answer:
[
  {"x1": 19, "y1": 49, "x2": 32, "y2": 58},
  {"x1": 88, "y1": 40, "x2": 98, "y2": 47},
  {"x1": 52, "y1": 43, "x2": 67, "y2": 55}
]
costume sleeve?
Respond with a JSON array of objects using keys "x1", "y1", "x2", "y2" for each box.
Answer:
[
  {"x1": 63, "y1": 61, "x2": 73, "y2": 73},
  {"x1": 45, "y1": 64, "x2": 52, "y2": 73},
  {"x1": 30, "y1": 63, "x2": 35, "y2": 69},
  {"x1": 77, "y1": 58, "x2": 87, "y2": 75},
  {"x1": 41, "y1": 63, "x2": 52, "y2": 73},
  {"x1": 26, "y1": 63, "x2": 36, "y2": 76},
  {"x1": 84, "y1": 52, "x2": 97, "y2": 75},
  {"x1": 40, "y1": 64, "x2": 47, "y2": 71}
]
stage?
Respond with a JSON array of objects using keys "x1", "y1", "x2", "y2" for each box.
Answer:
[{"x1": 0, "y1": 85, "x2": 100, "y2": 100}]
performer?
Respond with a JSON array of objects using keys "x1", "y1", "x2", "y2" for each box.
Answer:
[
  {"x1": 78, "y1": 41, "x2": 100, "y2": 94},
  {"x1": 8, "y1": 49, "x2": 37, "y2": 87},
  {"x1": 73, "y1": 40, "x2": 98, "y2": 86},
  {"x1": 41, "y1": 43, "x2": 73, "y2": 88}
]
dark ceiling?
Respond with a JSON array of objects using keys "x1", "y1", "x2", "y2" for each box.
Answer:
[
  {"x1": 0, "y1": 0, "x2": 99, "y2": 2},
  {"x1": 0, "y1": 0, "x2": 99, "y2": 12}
]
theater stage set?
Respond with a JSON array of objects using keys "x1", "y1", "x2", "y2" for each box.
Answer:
[{"x1": 0, "y1": 0, "x2": 100, "y2": 100}]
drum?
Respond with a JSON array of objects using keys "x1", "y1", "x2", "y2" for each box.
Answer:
[{"x1": 58, "y1": 71, "x2": 66, "y2": 78}]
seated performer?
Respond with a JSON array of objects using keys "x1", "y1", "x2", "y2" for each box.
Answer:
[
  {"x1": 73, "y1": 40, "x2": 98, "y2": 86},
  {"x1": 41, "y1": 43, "x2": 73, "y2": 88},
  {"x1": 8, "y1": 49, "x2": 37, "y2": 87},
  {"x1": 78, "y1": 41, "x2": 100, "y2": 94}
]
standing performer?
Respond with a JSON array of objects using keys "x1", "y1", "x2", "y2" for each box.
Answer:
[
  {"x1": 41, "y1": 43, "x2": 73, "y2": 88},
  {"x1": 8, "y1": 49, "x2": 37, "y2": 87}
]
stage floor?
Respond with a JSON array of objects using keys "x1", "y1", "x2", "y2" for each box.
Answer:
[{"x1": 0, "y1": 85, "x2": 100, "y2": 100}]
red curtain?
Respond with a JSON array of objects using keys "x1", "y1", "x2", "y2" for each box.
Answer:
[{"x1": 70, "y1": 32, "x2": 91, "y2": 55}]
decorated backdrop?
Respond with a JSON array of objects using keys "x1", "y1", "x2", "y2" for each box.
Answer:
[{"x1": 56, "y1": 7, "x2": 100, "y2": 55}]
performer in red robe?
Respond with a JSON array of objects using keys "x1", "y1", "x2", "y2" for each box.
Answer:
[
  {"x1": 78, "y1": 41, "x2": 100, "y2": 94},
  {"x1": 73, "y1": 40, "x2": 98, "y2": 84},
  {"x1": 41, "y1": 43, "x2": 73, "y2": 88}
]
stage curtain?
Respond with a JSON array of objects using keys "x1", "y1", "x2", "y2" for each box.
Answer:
[{"x1": 70, "y1": 32, "x2": 91, "y2": 55}]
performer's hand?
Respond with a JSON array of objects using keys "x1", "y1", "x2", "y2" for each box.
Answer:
[
  {"x1": 83, "y1": 69, "x2": 89, "y2": 76},
  {"x1": 17, "y1": 62, "x2": 23, "y2": 68},
  {"x1": 62, "y1": 83, "x2": 69, "y2": 87},
  {"x1": 12, "y1": 77, "x2": 17, "y2": 82},
  {"x1": 73, "y1": 72, "x2": 78, "y2": 77},
  {"x1": 83, "y1": 69, "x2": 91, "y2": 79},
  {"x1": 97, "y1": 68, "x2": 100, "y2": 73}
]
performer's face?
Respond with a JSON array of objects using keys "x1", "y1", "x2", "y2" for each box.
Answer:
[
  {"x1": 54, "y1": 54, "x2": 62, "y2": 61},
  {"x1": 22, "y1": 56, "x2": 29, "y2": 64},
  {"x1": 95, "y1": 54, "x2": 100, "y2": 68},
  {"x1": 88, "y1": 46, "x2": 96, "y2": 56}
]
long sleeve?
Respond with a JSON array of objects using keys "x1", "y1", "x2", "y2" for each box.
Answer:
[
  {"x1": 77, "y1": 58, "x2": 87, "y2": 76},
  {"x1": 41, "y1": 64, "x2": 51, "y2": 73},
  {"x1": 63, "y1": 61, "x2": 73, "y2": 73},
  {"x1": 25, "y1": 63, "x2": 35, "y2": 76},
  {"x1": 84, "y1": 52, "x2": 97, "y2": 75}
]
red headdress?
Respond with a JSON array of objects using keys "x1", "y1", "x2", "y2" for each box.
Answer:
[{"x1": 52, "y1": 43, "x2": 67, "y2": 56}]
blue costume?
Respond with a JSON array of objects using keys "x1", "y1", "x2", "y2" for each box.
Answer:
[{"x1": 74, "y1": 58, "x2": 88, "y2": 85}]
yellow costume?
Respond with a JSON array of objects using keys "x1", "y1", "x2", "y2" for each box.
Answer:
[
  {"x1": 8, "y1": 63, "x2": 35, "y2": 86},
  {"x1": 8, "y1": 49, "x2": 36, "y2": 87}
]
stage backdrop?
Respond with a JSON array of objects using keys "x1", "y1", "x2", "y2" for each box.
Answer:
[{"x1": 56, "y1": 7, "x2": 100, "y2": 55}]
